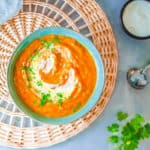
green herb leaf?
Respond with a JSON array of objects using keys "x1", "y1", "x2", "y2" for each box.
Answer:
[
  {"x1": 26, "y1": 67, "x2": 35, "y2": 75},
  {"x1": 27, "y1": 77, "x2": 32, "y2": 81},
  {"x1": 108, "y1": 135, "x2": 119, "y2": 143},
  {"x1": 40, "y1": 37, "x2": 61, "y2": 50},
  {"x1": 108, "y1": 123, "x2": 119, "y2": 133},
  {"x1": 20, "y1": 66, "x2": 35, "y2": 75},
  {"x1": 73, "y1": 107, "x2": 77, "y2": 113},
  {"x1": 35, "y1": 89, "x2": 41, "y2": 94},
  {"x1": 72, "y1": 102, "x2": 81, "y2": 113},
  {"x1": 30, "y1": 51, "x2": 41, "y2": 60},
  {"x1": 40, "y1": 93, "x2": 51, "y2": 106},
  {"x1": 138, "y1": 123, "x2": 150, "y2": 139},
  {"x1": 130, "y1": 114, "x2": 145, "y2": 131},
  {"x1": 36, "y1": 80, "x2": 43, "y2": 86},
  {"x1": 77, "y1": 102, "x2": 81, "y2": 108},
  {"x1": 117, "y1": 111, "x2": 128, "y2": 121},
  {"x1": 57, "y1": 99, "x2": 63, "y2": 106},
  {"x1": 118, "y1": 144, "x2": 123, "y2": 150},
  {"x1": 144, "y1": 123, "x2": 150, "y2": 135},
  {"x1": 51, "y1": 48, "x2": 55, "y2": 52},
  {"x1": 56, "y1": 92, "x2": 63, "y2": 98},
  {"x1": 124, "y1": 139, "x2": 139, "y2": 150}
]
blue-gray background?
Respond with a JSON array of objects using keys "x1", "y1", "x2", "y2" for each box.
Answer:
[{"x1": 1, "y1": 0, "x2": 150, "y2": 149}]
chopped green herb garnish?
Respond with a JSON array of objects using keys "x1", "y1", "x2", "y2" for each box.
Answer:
[
  {"x1": 57, "y1": 99, "x2": 63, "y2": 106},
  {"x1": 35, "y1": 51, "x2": 41, "y2": 57},
  {"x1": 30, "y1": 51, "x2": 41, "y2": 60},
  {"x1": 73, "y1": 107, "x2": 77, "y2": 113},
  {"x1": 20, "y1": 66, "x2": 35, "y2": 75},
  {"x1": 40, "y1": 93, "x2": 51, "y2": 106},
  {"x1": 36, "y1": 80, "x2": 43, "y2": 86},
  {"x1": 107, "y1": 111, "x2": 150, "y2": 150},
  {"x1": 51, "y1": 48, "x2": 55, "y2": 52},
  {"x1": 40, "y1": 37, "x2": 61, "y2": 50},
  {"x1": 56, "y1": 92, "x2": 63, "y2": 98},
  {"x1": 77, "y1": 102, "x2": 81, "y2": 108},
  {"x1": 26, "y1": 67, "x2": 35, "y2": 75},
  {"x1": 27, "y1": 77, "x2": 32, "y2": 81},
  {"x1": 35, "y1": 89, "x2": 41, "y2": 94},
  {"x1": 72, "y1": 102, "x2": 81, "y2": 113}
]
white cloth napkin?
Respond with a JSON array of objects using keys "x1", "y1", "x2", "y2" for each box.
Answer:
[{"x1": 0, "y1": 0, "x2": 23, "y2": 24}]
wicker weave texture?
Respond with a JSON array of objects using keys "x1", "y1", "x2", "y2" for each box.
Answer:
[{"x1": 0, "y1": 0, "x2": 118, "y2": 148}]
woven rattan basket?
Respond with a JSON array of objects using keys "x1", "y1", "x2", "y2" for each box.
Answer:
[{"x1": 0, "y1": 0, "x2": 118, "y2": 148}]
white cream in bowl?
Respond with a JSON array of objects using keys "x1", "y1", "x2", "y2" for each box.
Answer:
[{"x1": 122, "y1": 0, "x2": 150, "y2": 38}]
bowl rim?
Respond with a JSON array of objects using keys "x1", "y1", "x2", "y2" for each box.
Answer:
[
  {"x1": 7, "y1": 27, "x2": 105, "y2": 125},
  {"x1": 120, "y1": 0, "x2": 150, "y2": 40}
]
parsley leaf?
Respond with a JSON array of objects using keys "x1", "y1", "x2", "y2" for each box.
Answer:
[
  {"x1": 57, "y1": 99, "x2": 63, "y2": 106},
  {"x1": 130, "y1": 114, "x2": 145, "y2": 131},
  {"x1": 108, "y1": 135, "x2": 119, "y2": 143},
  {"x1": 19, "y1": 66, "x2": 35, "y2": 75},
  {"x1": 56, "y1": 92, "x2": 63, "y2": 98},
  {"x1": 27, "y1": 77, "x2": 32, "y2": 81},
  {"x1": 26, "y1": 67, "x2": 35, "y2": 75},
  {"x1": 117, "y1": 111, "x2": 128, "y2": 121},
  {"x1": 41, "y1": 37, "x2": 61, "y2": 51},
  {"x1": 40, "y1": 93, "x2": 51, "y2": 106},
  {"x1": 107, "y1": 123, "x2": 119, "y2": 133},
  {"x1": 73, "y1": 107, "x2": 77, "y2": 113},
  {"x1": 30, "y1": 51, "x2": 41, "y2": 60},
  {"x1": 138, "y1": 123, "x2": 150, "y2": 139},
  {"x1": 36, "y1": 80, "x2": 43, "y2": 86},
  {"x1": 72, "y1": 102, "x2": 81, "y2": 113},
  {"x1": 144, "y1": 123, "x2": 150, "y2": 136}
]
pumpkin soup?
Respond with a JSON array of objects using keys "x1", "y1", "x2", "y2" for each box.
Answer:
[{"x1": 14, "y1": 35, "x2": 97, "y2": 118}]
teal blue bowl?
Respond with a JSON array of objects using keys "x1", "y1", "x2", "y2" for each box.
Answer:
[{"x1": 7, "y1": 27, "x2": 105, "y2": 124}]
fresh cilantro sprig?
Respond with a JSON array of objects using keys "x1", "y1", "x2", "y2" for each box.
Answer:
[{"x1": 107, "y1": 112, "x2": 150, "y2": 150}]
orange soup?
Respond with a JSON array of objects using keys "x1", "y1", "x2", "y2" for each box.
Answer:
[{"x1": 14, "y1": 35, "x2": 97, "y2": 117}]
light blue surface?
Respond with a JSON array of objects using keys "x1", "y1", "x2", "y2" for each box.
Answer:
[
  {"x1": 7, "y1": 27, "x2": 104, "y2": 125},
  {"x1": 0, "y1": 0, "x2": 22, "y2": 24},
  {"x1": 1, "y1": 0, "x2": 150, "y2": 149}
]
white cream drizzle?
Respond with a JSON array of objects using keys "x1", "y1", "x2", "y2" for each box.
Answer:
[
  {"x1": 38, "y1": 55, "x2": 55, "y2": 74},
  {"x1": 28, "y1": 45, "x2": 79, "y2": 102}
]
